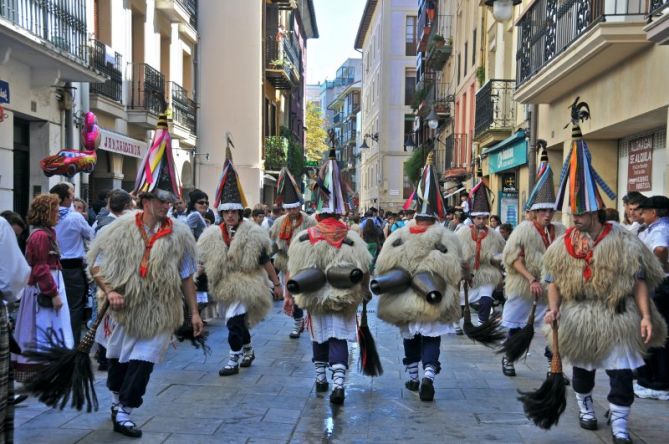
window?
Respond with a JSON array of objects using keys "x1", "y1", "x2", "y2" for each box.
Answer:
[
  {"x1": 405, "y1": 16, "x2": 417, "y2": 56},
  {"x1": 457, "y1": 53, "x2": 461, "y2": 85},
  {"x1": 464, "y1": 42, "x2": 468, "y2": 76},
  {"x1": 472, "y1": 30, "x2": 476, "y2": 66},
  {"x1": 405, "y1": 71, "x2": 416, "y2": 106}
]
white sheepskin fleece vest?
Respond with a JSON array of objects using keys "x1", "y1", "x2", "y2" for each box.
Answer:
[
  {"x1": 287, "y1": 226, "x2": 372, "y2": 316},
  {"x1": 374, "y1": 221, "x2": 463, "y2": 326},
  {"x1": 269, "y1": 212, "x2": 316, "y2": 272},
  {"x1": 542, "y1": 223, "x2": 667, "y2": 365},
  {"x1": 88, "y1": 211, "x2": 196, "y2": 339},
  {"x1": 457, "y1": 225, "x2": 505, "y2": 288},
  {"x1": 502, "y1": 221, "x2": 565, "y2": 302},
  {"x1": 197, "y1": 221, "x2": 272, "y2": 327}
]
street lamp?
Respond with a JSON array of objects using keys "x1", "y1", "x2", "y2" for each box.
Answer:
[
  {"x1": 403, "y1": 133, "x2": 416, "y2": 151},
  {"x1": 484, "y1": 0, "x2": 521, "y2": 23},
  {"x1": 426, "y1": 108, "x2": 439, "y2": 130}
]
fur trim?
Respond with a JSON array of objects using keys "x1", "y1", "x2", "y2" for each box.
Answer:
[
  {"x1": 503, "y1": 221, "x2": 565, "y2": 302},
  {"x1": 268, "y1": 212, "x2": 316, "y2": 273},
  {"x1": 543, "y1": 224, "x2": 666, "y2": 311},
  {"x1": 544, "y1": 298, "x2": 667, "y2": 365},
  {"x1": 197, "y1": 221, "x2": 272, "y2": 327},
  {"x1": 530, "y1": 202, "x2": 556, "y2": 210},
  {"x1": 287, "y1": 228, "x2": 372, "y2": 316},
  {"x1": 374, "y1": 221, "x2": 463, "y2": 326},
  {"x1": 87, "y1": 212, "x2": 196, "y2": 339},
  {"x1": 218, "y1": 203, "x2": 243, "y2": 211},
  {"x1": 458, "y1": 226, "x2": 505, "y2": 289},
  {"x1": 282, "y1": 202, "x2": 302, "y2": 209}
]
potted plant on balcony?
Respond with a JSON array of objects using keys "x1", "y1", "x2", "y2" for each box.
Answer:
[
  {"x1": 432, "y1": 34, "x2": 445, "y2": 48},
  {"x1": 411, "y1": 87, "x2": 428, "y2": 111},
  {"x1": 434, "y1": 102, "x2": 449, "y2": 114}
]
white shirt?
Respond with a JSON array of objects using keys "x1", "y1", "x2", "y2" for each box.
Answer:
[
  {"x1": 54, "y1": 207, "x2": 94, "y2": 259},
  {"x1": 0, "y1": 217, "x2": 30, "y2": 302},
  {"x1": 639, "y1": 217, "x2": 669, "y2": 275}
]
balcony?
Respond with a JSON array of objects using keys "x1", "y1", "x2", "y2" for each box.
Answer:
[
  {"x1": 128, "y1": 63, "x2": 165, "y2": 128},
  {"x1": 332, "y1": 112, "x2": 342, "y2": 125},
  {"x1": 265, "y1": 31, "x2": 301, "y2": 90},
  {"x1": 89, "y1": 40, "x2": 124, "y2": 116},
  {"x1": 644, "y1": 1, "x2": 669, "y2": 44},
  {"x1": 0, "y1": 0, "x2": 106, "y2": 84},
  {"x1": 434, "y1": 81, "x2": 453, "y2": 118},
  {"x1": 474, "y1": 79, "x2": 515, "y2": 145},
  {"x1": 272, "y1": 0, "x2": 298, "y2": 10},
  {"x1": 168, "y1": 81, "x2": 196, "y2": 145},
  {"x1": 416, "y1": 0, "x2": 435, "y2": 52},
  {"x1": 443, "y1": 133, "x2": 471, "y2": 180},
  {"x1": 425, "y1": 15, "x2": 453, "y2": 72},
  {"x1": 515, "y1": 0, "x2": 652, "y2": 103}
]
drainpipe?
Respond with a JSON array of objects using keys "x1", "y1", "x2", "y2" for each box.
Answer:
[
  {"x1": 527, "y1": 103, "x2": 538, "y2": 192},
  {"x1": 193, "y1": 40, "x2": 200, "y2": 191}
]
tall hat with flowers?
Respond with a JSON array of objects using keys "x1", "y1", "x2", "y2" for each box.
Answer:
[
  {"x1": 276, "y1": 167, "x2": 303, "y2": 209},
  {"x1": 213, "y1": 138, "x2": 248, "y2": 211},
  {"x1": 526, "y1": 140, "x2": 557, "y2": 211},
  {"x1": 469, "y1": 158, "x2": 492, "y2": 216},
  {"x1": 412, "y1": 151, "x2": 446, "y2": 219},
  {"x1": 133, "y1": 113, "x2": 181, "y2": 201},
  {"x1": 312, "y1": 130, "x2": 349, "y2": 214},
  {"x1": 554, "y1": 97, "x2": 616, "y2": 214}
]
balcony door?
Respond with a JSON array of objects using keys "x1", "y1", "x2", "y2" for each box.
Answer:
[{"x1": 13, "y1": 118, "x2": 30, "y2": 218}]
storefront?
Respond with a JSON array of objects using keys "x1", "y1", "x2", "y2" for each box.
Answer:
[
  {"x1": 617, "y1": 128, "x2": 666, "y2": 206},
  {"x1": 89, "y1": 128, "x2": 147, "y2": 199},
  {"x1": 484, "y1": 131, "x2": 527, "y2": 227}
]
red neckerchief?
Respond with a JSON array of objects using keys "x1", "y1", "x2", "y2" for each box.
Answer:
[
  {"x1": 533, "y1": 221, "x2": 556, "y2": 249},
  {"x1": 135, "y1": 212, "x2": 173, "y2": 278},
  {"x1": 308, "y1": 218, "x2": 348, "y2": 248},
  {"x1": 409, "y1": 222, "x2": 431, "y2": 234},
  {"x1": 470, "y1": 225, "x2": 489, "y2": 270},
  {"x1": 564, "y1": 222, "x2": 613, "y2": 281},
  {"x1": 220, "y1": 221, "x2": 241, "y2": 247},
  {"x1": 279, "y1": 213, "x2": 303, "y2": 244}
]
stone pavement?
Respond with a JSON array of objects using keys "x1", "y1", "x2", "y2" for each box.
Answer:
[{"x1": 14, "y1": 300, "x2": 669, "y2": 443}]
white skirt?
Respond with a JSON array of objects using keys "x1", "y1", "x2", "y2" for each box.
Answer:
[
  {"x1": 400, "y1": 321, "x2": 456, "y2": 339},
  {"x1": 571, "y1": 343, "x2": 645, "y2": 371},
  {"x1": 218, "y1": 301, "x2": 247, "y2": 323},
  {"x1": 307, "y1": 312, "x2": 357, "y2": 344},
  {"x1": 106, "y1": 323, "x2": 172, "y2": 364},
  {"x1": 460, "y1": 284, "x2": 495, "y2": 305},
  {"x1": 501, "y1": 295, "x2": 548, "y2": 329}
]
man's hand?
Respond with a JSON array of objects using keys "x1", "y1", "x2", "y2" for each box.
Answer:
[
  {"x1": 191, "y1": 312, "x2": 204, "y2": 337},
  {"x1": 52, "y1": 295, "x2": 64, "y2": 312},
  {"x1": 108, "y1": 291, "x2": 125, "y2": 310},
  {"x1": 273, "y1": 285, "x2": 283, "y2": 301},
  {"x1": 544, "y1": 308, "x2": 560, "y2": 325},
  {"x1": 641, "y1": 316, "x2": 653, "y2": 344},
  {"x1": 529, "y1": 279, "x2": 543, "y2": 298},
  {"x1": 283, "y1": 294, "x2": 294, "y2": 316}
]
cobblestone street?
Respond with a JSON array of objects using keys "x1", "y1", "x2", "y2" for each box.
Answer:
[{"x1": 14, "y1": 300, "x2": 669, "y2": 443}]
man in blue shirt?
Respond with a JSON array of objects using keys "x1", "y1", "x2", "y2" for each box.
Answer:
[
  {"x1": 636, "y1": 195, "x2": 669, "y2": 400},
  {"x1": 50, "y1": 182, "x2": 94, "y2": 345}
]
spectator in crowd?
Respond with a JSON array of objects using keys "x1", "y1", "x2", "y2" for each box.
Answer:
[
  {"x1": 73, "y1": 198, "x2": 89, "y2": 219},
  {"x1": 489, "y1": 215, "x2": 501, "y2": 230},
  {"x1": 453, "y1": 211, "x2": 467, "y2": 232},
  {"x1": 95, "y1": 189, "x2": 133, "y2": 234},
  {"x1": 457, "y1": 193, "x2": 470, "y2": 215},
  {"x1": 499, "y1": 223, "x2": 513, "y2": 241},
  {"x1": 50, "y1": 182, "x2": 94, "y2": 345},
  {"x1": 91, "y1": 190, "x2": 110, "y2": 216},
  {"x1": 262, "y1": 205, "x2": 282, "y2": 230},
  {"x1": 252, "y1": 208, "x2": 266, "y2": 226},
  {"x1": 243, "y1": 207, "x2": 252, "y2": 220},
  {"x1": 635, "y1": 195, "x2": 669, "y2": 400},
  {"x1": 185, "y1": 189, "x2": 209, "y2": 240},
  {"x1": 605, "y1": 208, "x2": 620, "y2": 223},
  {"x1": 0, "y1": 210, "x2": 27, "y2": 253},
  {"x1": 171, "y1": 197, "x2": 188, "y2": 223},
  {"x1": 623, "y1": 191, "x2": 646, "y2": 235},
  {"x1": 390, "y1": 212, "x2": 406, "y2": 233},
  {"x1": 362, "y1": 218, "x2": 383, "y2": 269},
  {"x1": 443, "y1": 207, "x2": 456, "y2": 231},
  {"x1": 383, "y1": 213, "x2": 395, "y2": 238}
]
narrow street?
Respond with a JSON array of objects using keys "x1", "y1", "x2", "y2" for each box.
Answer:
[{"x1": 14, "y1": 300, "x2": 669, "y2": 443}]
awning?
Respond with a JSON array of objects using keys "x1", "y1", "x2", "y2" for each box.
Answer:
[
  {"x1": 484, "y1": 130, "x2": 526, "y2": 155},
  {"x1": 485, "y1": 130, "x2": 528, "y2": 174}
]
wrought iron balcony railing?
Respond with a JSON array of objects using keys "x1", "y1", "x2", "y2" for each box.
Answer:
[
  {"x1": 516, "y1": 0, "x2": 649, "y2": 87},
  {"x1": 265, "y1": 28, "x2": 302, "y2": 89},
  {"x1": 129, "y1": 63, "x2": 165, "y2": 115},
  {"x1": 169, "y1": 81, "x2": 196, "y2": 134},
  {"x1": 176, "y1": 0, "x2": 197, "y2": 28},
  {"x1": 474, "y1": 79, "x2": 516, "y2": 138},
  {"x1": 90, "y1": 40, "x2": 122, "y2": 102},
  {"x1": 0, "y1": 0, "x2": 89, "y2": 65}
]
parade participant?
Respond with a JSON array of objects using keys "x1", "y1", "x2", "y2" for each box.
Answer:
[
  {"x1": 269, "y1": 167, "x2": 315, "y2": 339},
  {"x1": 373, "y1": 153, "x2": 462, "y2": 401},
  {"x1": 500, "y1": 144, "x2": 565, "y2": 377},
  {"x1": 287, "y1": 141, "x2": 371, "y2": 405},
  {"x1": 198, "y1": 146, "x2": 281, "y2": 377},
  {"x1": 542, "y1": 100, "x2": 667, "y2": 443},
  {"x1": 89, "y1": 114, "x2": 202, "y2": 438},
  {"x1": 458, "y1": 167, "x2": 505, "y2": 324}
]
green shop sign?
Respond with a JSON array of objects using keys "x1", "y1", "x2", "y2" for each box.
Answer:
[{"x1": 486, "y1": 131, "x2": 527, "y2": 173}]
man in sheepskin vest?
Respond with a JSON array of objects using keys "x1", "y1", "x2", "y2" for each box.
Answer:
[
  {"x1": 457, "y1": 168, "x2": 505, "y2": 324},
  {"x1": 500, "y1": 145, "x2": 565, "y2": 377},
  {"x1": 198, "y1": 148, "x2": 281, "y2": 377},
  {"x1": 374, "y1": 153, "x2": 462, "y2": 402},
  {"x1": 543, "y1": 101, "x2": 667, "y2": 444},
  {"x1": 287, "y1": 146, "x2": 371, "y2": 405},
  {"x1": 269, "y1": 167, "x2": 316, "y2": 339},
  {"x1": 89, "y1": 114, "x2": 202, "y2": 439}
]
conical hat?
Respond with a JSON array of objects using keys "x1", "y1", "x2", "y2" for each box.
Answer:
[
  {"x1": 133, "y1": 114, "x2": 181, "y2": 201},
  {"x1": 554, "y1": 98, "x2": 616, "y2": 214},
  {"x1": 469, "y1": 162, "x2": 491, "y2": 216},
  {"x1": 276, "y1": 167, "x2": 302, "y2": 209},
  {"x1": 414, "y1": 152, "x2": 445, "y2": 219},
  {"x1": 526, "y1": 142, "x2": 556, "y2": 211},
  {"x1": 214, "y1": 143, "x2": 248, "y2": 211},
  {"x1": 312, "y1": 147, "x2": 349, "y2": 215}
]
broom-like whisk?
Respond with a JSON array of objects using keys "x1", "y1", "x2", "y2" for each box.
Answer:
[
  {"x1": 498, "y1": 295, "x2": 538, "y2": 362},
  {"x1": 462, "y1": 279, "x2": 505, "y2": 345}
]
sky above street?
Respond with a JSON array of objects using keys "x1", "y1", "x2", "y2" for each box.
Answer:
[{"x1": 306, "y1": 0, "x2": 366, "y2": 84}]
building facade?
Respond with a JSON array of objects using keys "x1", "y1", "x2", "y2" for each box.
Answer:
[{"x1": 355, "y1": 0, "x2": 417, "y2": 212}]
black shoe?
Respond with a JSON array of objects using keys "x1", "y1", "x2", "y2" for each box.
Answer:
[
  {"x1": 113, "y1": 420, "x2": 142, "y2": 438},
  {"x1": 111, "y1": 405, "x2": 118, "y2": 422},
  {"x1": 12, "y1": 394, "x2": 28, "y2": 405},
  {"x1": 578, "y1": 415, "x2": 598, "y2": 431},
  {"x1": 419, "y1": 378, "x2": 435, "y2": 402},
  {"x1": 315, "y1": 380, "x2": 329, "y2": 393},
  {"x1": 611, "y1": 433, "x2": 633, "y2": 444},
  {"x1": 219, "y1": 365, "x2": 239, "y2": 376},
  {"x1": 240, "y1": 352, "x2": 255, "y2": 368},
  {"x1": 289, "y1": 330, "x2": 301, "y2": 339},
  {"x1": 405, "y1": 380, "x2": 419, "y2": 391},
  {"x1": 502, "y1": 356, "x2": 516, "y2": 377},
  {"x1": 330, "y1": 387, "x2": 345, "y2": 405}
]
